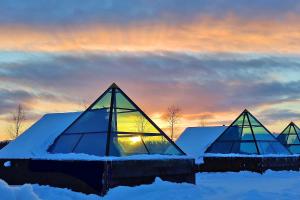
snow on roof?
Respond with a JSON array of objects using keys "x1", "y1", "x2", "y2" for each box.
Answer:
[
  {"x1": 0, "y1": 112, "x2": 81, "y2": 159},
  {"x1": 0, "y1": 112, "x2": 190, "y2": 161},
  {"x1": 176, "y1": 126, "x2": 227, "y2": 159}
]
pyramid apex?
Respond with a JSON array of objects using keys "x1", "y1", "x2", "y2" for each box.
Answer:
[
  {"x1": 109, "y1": 82, "x2": 119, "y2": 89},
  {"x1": 243, "y1": 109, "x2": 249, "y2": 113},
  {"x1": 290, "y1": 121, "x2": 295, "y2": 125}
]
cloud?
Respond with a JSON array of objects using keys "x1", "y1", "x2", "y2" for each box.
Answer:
[
  {"x1": 1, "y1": 51, "x2": 299, "y2": 115},
  {"x1": 0, "y1": 0, "x2": 299, "y2": 27},
  {"x1": 261, "y1": 109, "x2": 300, "y2": 122},
  {"x1": 0, "y1": 51, "x2": 300, "y2": 137},
  {"x1": 1, "y1": 17, "x2": 300, "y2": 53},
  {"x1": 0, "y1": 1, "x2": 300, "y2": 53},
  {"x1": 0, "y1": 89, "x2": 33, "y2": 115}
]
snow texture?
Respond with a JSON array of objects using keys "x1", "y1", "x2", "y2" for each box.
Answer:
[
  {"x1": 0, "y1": 112, "x2": 81, "y2": 159},
  {"x1": 176, "y1": 126, "x2": 226, "y2": 159},
  {"x1": 0, "y1": 112, "x2": 189, "y2": 161},
  {"x1": 1, "y1": 170, "x2": 300, "y2": 199}
]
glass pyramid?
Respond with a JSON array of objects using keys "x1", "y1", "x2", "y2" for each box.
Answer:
[
  {"x1": 48, "y1": 83, "x2": 184, "y2": 157},
  {"x1": 205, "y1": 109, "x2": 290, "y2": 155},
  {"x1": 277, "y1": 122, "x2": 300, "y2": 154}
]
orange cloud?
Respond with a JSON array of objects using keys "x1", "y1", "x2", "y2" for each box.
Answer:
[{"x1": 1, "y1": 16, "x2": 300, "y2": 53}]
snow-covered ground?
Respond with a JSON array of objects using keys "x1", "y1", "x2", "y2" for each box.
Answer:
[{"x1": 2, "y1": 171, "x2": 300, "y2": 200}]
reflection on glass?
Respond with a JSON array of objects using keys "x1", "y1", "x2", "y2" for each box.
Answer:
[
  {"x1": 206, "y1": 110, "x2": 290, "y2": 155},
  {"x1": 116, "y1": 111, "x2": 159, "y2": 133},
  {"x1": 240, "y1": 142, "x2": 257, "y2": 154},
  {"x1": 92, "y1": 90, "x2": 111, "y2": 110},
  {"x1": 50, "y1": 85, "x2": 183, "y2": 157},
  {"x1": 277, "y1": 122, "x2": 300, "y2": 154}
]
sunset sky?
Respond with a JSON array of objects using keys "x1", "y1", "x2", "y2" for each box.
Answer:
[{"x1": 1, "y1": 0, "x2": 300, "y2": 140}]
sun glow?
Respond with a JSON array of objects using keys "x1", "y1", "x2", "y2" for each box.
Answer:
[{"x1": 129, "y1": 136, "x2": 142, "y2": 144}]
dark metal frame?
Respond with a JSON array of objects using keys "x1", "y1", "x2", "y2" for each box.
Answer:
[
  {"x1": 205, "y1": 109, "x2": 291, "y2": 155},
  {"x1": 48, "y1": 83, "x2": 185, "y2": 156}
]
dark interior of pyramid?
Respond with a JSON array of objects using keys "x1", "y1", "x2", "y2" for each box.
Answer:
[
  {"x1": 48, "y1": 83, "x2": 184, "y2": 157},
  {"x1": 205, "y1": 110, "x2": 290, "y2": 155}
]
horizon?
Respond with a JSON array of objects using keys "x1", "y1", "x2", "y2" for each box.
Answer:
[{"x1": 1, "y1": 0, "x2": 300, "y2": 140}]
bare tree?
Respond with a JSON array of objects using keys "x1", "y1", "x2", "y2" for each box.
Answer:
[
  {"x1": 8, "y1": 104, "x2": 26, "y2": 139},
  {"x1": 136, "y1": 115, "x2": 148, "y2": 132},
  {"x1": 165, "y1": 105, "x2": 181, "y2": 141},
  {"x1": 200, "y1": 116, "x2": 206, "y2": 127}
]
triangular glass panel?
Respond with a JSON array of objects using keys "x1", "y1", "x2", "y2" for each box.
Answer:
[
  {"x1": 49, "y1": 83, "x2": 184, "y2": 157},
  {"x1": 206, "y1": 110, "x2": 290, "y2": 155}
]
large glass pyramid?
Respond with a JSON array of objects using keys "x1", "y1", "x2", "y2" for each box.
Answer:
[
  {"x1": 48, "y1": 83, "x2": 184, "y2": 157},
  {"x1": 205, "y1": 109, "x2": 290, "y2": 155},
  {"x1": 277, "y1": 122, "x2": 300, "y2": 154}
]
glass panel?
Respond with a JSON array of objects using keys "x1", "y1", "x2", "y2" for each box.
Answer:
[
  {"x1": 248, "y1": 114, "x2": 260, "y2": 127},
  {"x1": 243, "y1": 114, "x2": 250, "y2": 127},
  {"x1": 116, "y1": 111, "x2": 159, "y2": 133},
  {"x1": 289, "y1": 145, "x2": 300, "y2": 154},
  {"x1": 281, "y1": 126, "x2": 290, "y2": 135},
  {"x1": 115, "y1": 89, "x2": 136, "y2": 110},
  {"x1": 290, "y1": 126, "x2": 297, "y2": 134},
  {"x1": 111, "y1": 134, "x2": 148, "y2": 156},
  {"x1": 257, "y1": 141, "x2": 275, "y2": 154},
  {"x1": 164, "y1": 143, "x2": 184, "y2": 155},
  {"x1": 240, "y1": 142, "x2": 258, "y2": 154},
  {"x1": 231, "y1": 114, "x2": 244, "y2": 127},
  {"x1": 230, "y1": 142, "x2": 241, "y2": 153},
  {"x1": 65, "y1": 109, "x2": 109, "y2": 134},
  {"x1": 241, "y1": 127, "x2": 254, "y2": 140},
  {"x1": 51, "y1": 134, "x2": 81, "y2": 153},
  {"x1": 287, "y1": 134, "x2": 300, "y2": 145},
  {"x1": 270, "y1": 142, "x2": 290, "y2": 154},
  {"x1": 91, "y1": 90, "x2": 111, "y2": 110},
  {"x1": 206, "y1": 142, "x2": 233, "y2": 154},
  {"x1": 252, "y1": 126, "x2": 276, "y2": 141},
  {"x1": 277, "y1": 134, "x2": 288, "y2": 144},
  {"x1": 142, "y1": 135, "x2": 180, "y2": 154},
  {"x1": 217, "y1": 126, "x2": 241, "y2": 141},
  {"x1": 73, "y1": 133, "x2": 107, "y2": 156},
  {"x1": 295, "y1": 125, "x2": 300, "y2": 134}
]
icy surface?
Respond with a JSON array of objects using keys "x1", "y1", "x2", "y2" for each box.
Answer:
[
  {"x1": 1, "y1": 170, "x2": 300, "y2": 199},
  {"x1": 176, "y1": 126, "x2": 226, "y2": 159}
]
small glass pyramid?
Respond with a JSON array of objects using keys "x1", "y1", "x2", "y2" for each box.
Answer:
[
  {"x1": 48, "y1": 83, "x2": 184, "y2": 157},
  {"x1": 205, "y1": 109, "x2": 290, "y2": 155},
  {"x1": 277, "y1": 122, "x2": 300, "y2": 154}
]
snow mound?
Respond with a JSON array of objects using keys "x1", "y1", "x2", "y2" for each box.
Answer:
[
  {"x1": 0, "y1": 179, "x2": 99, "y2": 200},
  {"x1": 0, "y1": 112, "x2": 80, "y2": 159},
  {"x1": 2, "y1": 170, "x2": 300, "y2": 199},
  {"x1": 0, "y1": 179, "x2": 39, "y2": 200},
  {"x1": 104, "y1": 170, "x2": 300, "y2": 200}
]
